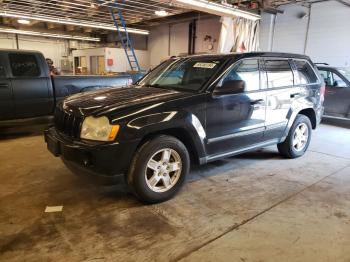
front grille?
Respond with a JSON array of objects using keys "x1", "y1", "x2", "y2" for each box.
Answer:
[{"x1": 54, "y1": 107, "x2": 82, "y2": 138}]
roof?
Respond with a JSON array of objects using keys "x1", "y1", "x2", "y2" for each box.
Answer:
[
  {"x1": 0, "y1": 49, "x2": 43, "y2": 54},
  {"x1": 316, "y1": 65, "x2": 336, "y2": 69},
  {"x1": 179, "y1": 52, "x2": 311, "y2": 60}
]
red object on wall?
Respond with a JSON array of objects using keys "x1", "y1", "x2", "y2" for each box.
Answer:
[{"x1": 107, "y1": 59, "x2": 113, "y2": 66}]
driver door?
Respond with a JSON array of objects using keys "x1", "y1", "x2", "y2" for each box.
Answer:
[
  {"x1": 205, "y1": 58, "x2": 266, "y2": 157},
  {"x1": 319, "y1": 69, "x2": 350, "y2": 118},
  {"x1": 0, "y1": 54, "x2": 14, "y2": 120}
]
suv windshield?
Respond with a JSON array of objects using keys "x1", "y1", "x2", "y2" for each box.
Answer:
[{"x1": 138, "y1": 57, "x2": 227, "y2": 91}]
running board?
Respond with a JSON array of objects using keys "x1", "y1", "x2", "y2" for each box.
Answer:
[
  {"x1": 0, "y1": 116, "x2": 53, "y2": 128},
  {"x1": 203, "y1": 139, "x2": 279, "y2": 163},
  {"x1": 322, "y1": 115, "x2": 350, "y2": 121}
]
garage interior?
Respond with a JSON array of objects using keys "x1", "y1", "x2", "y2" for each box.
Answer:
[{"x1": 1, "y1": 0, "x2": 350, "y2": 261}]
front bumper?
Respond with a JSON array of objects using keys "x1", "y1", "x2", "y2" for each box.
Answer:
[{"x1": 44, "y1": 127, "x2": 139, "y2": 184}]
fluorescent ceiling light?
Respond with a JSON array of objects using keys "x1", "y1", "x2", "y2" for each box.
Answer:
[
  {"x1": 155, "y1": 10, "x2": 169, "y2": 17},
  {"x1": 17, "y1": 19, "x2": 30, "y2": 25},
  {"x1": 0, "y1": 12, "x2": 149, "y2": 35},
  {"x1": 0, "y1": 28, "x2": 101, "y2": 42},
  {"x1": 165, "y1": 0, "x2": 261, "y2": 21}
]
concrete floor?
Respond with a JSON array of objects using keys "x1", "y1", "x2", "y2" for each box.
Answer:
[{"x1": 0, "y1": 122, "x2": 350, "y2": 262}]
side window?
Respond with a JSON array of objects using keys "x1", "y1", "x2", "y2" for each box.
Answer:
[
  {"x1": 0, "y1": 65, "x2": 6, "y2": 78},
  {"x1": 319, "y1": 69, "x2": 333, "y2": 86},
  {"x1": 294, "y1": 60, "x2": 318, "y2": 84},
  {"x1": 9, "y1": 54, "x2": 41, "y2": 77},
  {"x1": 221, "y1": 59, "x2": 260, "y2": 92},
  {"x1": 319, "y1": 70, "x2": 347, "y2": 87},
  {"x1": 332, "y1": 72, "x2": 347, "y2": 87},
  {"x1": 265, "y1": 60, "x2": 294, "y2": 88}
]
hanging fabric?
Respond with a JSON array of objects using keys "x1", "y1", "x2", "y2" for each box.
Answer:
[
  {"x1": 217, "y1": 16, "x2": 260, "y2": 53},
  {"x1": 217, "y1": 17, "x2": 235, "y2": 53}
]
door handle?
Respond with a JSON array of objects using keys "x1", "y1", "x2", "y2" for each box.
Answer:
[
  {"x1": 250, "y1": 99, "x2": 264, "y2": 105},
  {"x1": 290, "y1": 93, "x2": 301, "y2": 98},
  {"x1": 0, "y1": 83, "x2": 9, "y2": 88}
]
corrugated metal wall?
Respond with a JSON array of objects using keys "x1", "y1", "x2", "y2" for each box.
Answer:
[{"x1": 260, "y1": 0, "x2": 350, "y2": 67}]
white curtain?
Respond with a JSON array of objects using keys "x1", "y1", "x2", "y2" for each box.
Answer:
[
  {"x1": 217, "y1": 17, "x2": 235, "y2": 54},
  {"x1": 217, "y1": 17, "x2": 260, "y2": 53}
]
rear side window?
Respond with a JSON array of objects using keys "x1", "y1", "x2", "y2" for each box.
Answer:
[
  {"x1": 294, "y1": 60, "x2": 318, "y2": 84},
  {"x1": 332, "y1": 72, "x2": 347, "y2": 87},
  {"x1": 9, "y1": 54, "x2": 40, "y2": 77},
  {"x1": 265, "y1": 60, "x2": 294, "y2": 88},
  {"x1": 0, "y1": 65, "x2": 6, "y2": 77},
  {"x1": 222, "y1": 59, "x2": 260, "y2": 92}
]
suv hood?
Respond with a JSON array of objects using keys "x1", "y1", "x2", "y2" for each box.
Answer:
[{"x1": 63, "y1": 86, "x2": 193, "y2": 116}]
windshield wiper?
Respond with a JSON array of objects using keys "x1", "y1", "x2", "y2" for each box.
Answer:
[
  {"x1": 147, "y1": 84, "x2": 161, "y2": 88},
  {"x1": 146, "y1": 84, "x2": 184, "y2": 92}
]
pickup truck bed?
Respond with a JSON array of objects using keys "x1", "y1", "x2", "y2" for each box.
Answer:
[
  {"x1": 53, "y1": 75, "x2": 131, "y2": 103},
  {"x1": 0, "y1": 49, "x2": 136, "y2": 122}
]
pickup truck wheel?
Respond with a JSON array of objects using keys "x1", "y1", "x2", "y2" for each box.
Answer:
[
  {"x1": 127, "y1": 135, "x2": 190, "y2": 203},
  {"x1": 277, "y1": 114, "x2": 312, "y2": 159}
]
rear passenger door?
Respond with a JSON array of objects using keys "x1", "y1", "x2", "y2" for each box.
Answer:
[
  {"x1": 9, "y1": 53, "x2": 51, "y2": 119},
  {"x1": 262, "y1": 59, "x2": 299, "y2": 140},
  {"x1": 0, "y1": 54, "x2": 14, "y2": 120}
]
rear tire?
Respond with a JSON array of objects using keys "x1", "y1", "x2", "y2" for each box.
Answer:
[
  {"x1": 127, "y1": 135, "x2": 190, "y2": 204},
  {"x1": 277, "y1": 114, "x2": 312, "y2": 159}
]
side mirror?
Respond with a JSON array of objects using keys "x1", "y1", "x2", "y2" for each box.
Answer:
[{"x1": 214, "y1": 80, "x2": 245, "y2": 96}]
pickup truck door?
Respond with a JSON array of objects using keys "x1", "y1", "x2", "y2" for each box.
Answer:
[
  {"x1": 205, "y1": 58, "x2": 266, "y2": 157},
  {"x1": 319, "y1": 69, "x2": 350, "y2": 118},
  {"x1": 0, "y1": 55, "x2": 14, "y2": 120},
  {"x1": 9, "y1": 53, "x2": 52, "y2": 119}
]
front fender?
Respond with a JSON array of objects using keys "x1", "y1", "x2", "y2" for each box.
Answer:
[{"x1": 123, "y1": 111, "x2": 207, "y2": 161}]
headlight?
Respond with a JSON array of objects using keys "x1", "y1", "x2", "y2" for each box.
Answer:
[{"x1": 80, "y1": 116, "x2": 119, "y2": 141}]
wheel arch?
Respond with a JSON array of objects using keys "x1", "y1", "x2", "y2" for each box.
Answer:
[
  {"x1": 282, "y1": 107, "x2": 317, "y2": 142},
  {"x1": 298, "y1": 108, "x2": 317, "y2": 129},
  {"x1": 135, "y1": 128, "x2": 203, "y2": 165},
  {"x1": 136, "y1": 127, "x2": 206, "y2": 164},
  {"x1": 125, "y1": 111, "x2": 207, "y2": 165}
]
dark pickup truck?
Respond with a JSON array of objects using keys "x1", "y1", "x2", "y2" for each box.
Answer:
[
  {"x1": 45, "y1": 52, "x2": 324, "y2": 203},
  {"x1": 0, "y1": 49, "x2": 133, "y2": 124}
]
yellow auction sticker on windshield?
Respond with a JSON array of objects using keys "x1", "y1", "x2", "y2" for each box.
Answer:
[{"x1": 193, "y1": 62, "x2": 217, "y2": 69}]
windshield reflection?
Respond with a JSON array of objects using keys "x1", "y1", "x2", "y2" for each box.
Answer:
[{"x1": 138, "y1": 57, "x2": 227, "y2": 92}]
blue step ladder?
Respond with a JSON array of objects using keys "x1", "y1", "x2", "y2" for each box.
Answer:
[{"x1": 107, "y1": 0, "x2": 141, "y2": 72}]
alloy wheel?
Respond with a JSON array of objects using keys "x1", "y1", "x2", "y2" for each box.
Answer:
[
  {"x1": 293, "y1": 123, "x2": 309, "y2": 152},
  {"x1": 144, "y1": 148, "x2": 182, "y2": 193}
]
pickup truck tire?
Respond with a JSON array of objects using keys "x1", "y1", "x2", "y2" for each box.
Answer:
[
  {"x1": 127, "y1": 135, "x2": 190, "y2": 204},
  {"x1": 277, "y1": 114, "x2": 312, "y2": 159}
]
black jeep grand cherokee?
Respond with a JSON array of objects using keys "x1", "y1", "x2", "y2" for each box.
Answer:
[{"x1": 45, "y1": 52, "x2": 324, "y2": 203}]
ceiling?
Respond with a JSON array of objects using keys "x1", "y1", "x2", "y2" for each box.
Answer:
[
  {"x1": 0, "y1": 0, "x2": 294, "y2": 29},
  {"x1": 0, "y1": 0, "x2": 188, "y2": 28},
  {"x1": 0, "y1": 0, "x2": 328, "y2": 38}
]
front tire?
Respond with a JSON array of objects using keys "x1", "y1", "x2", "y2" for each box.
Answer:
[
  {"x1": 277, "y1": 114, "x2": 312, "y2": 159},
  {"x1": 127, "y1": 135, "x2": 190, "y2": 203}
]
